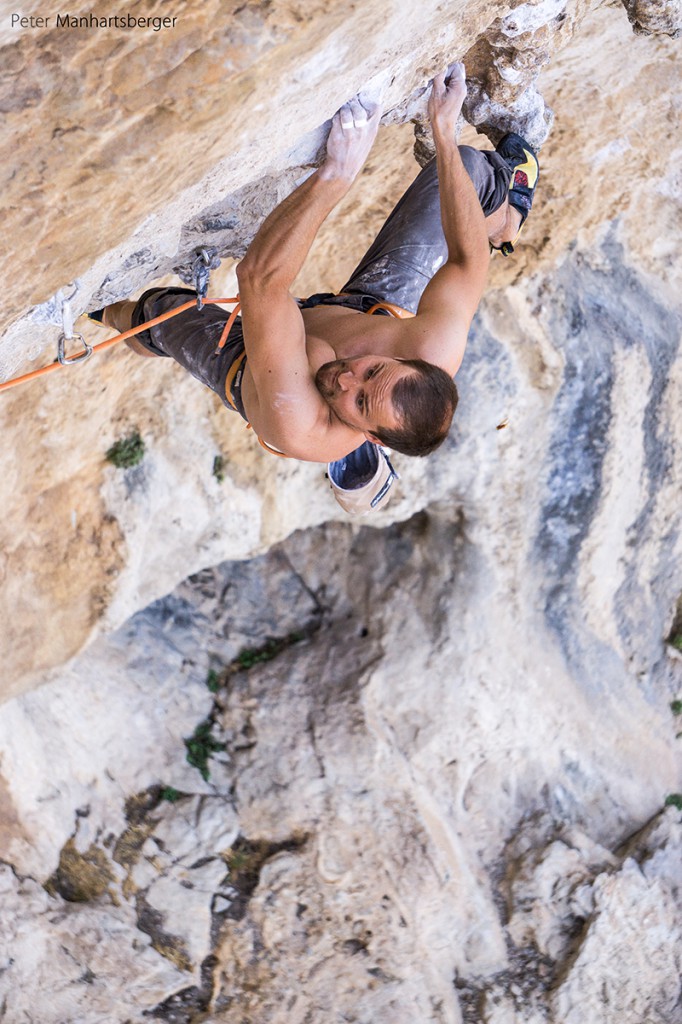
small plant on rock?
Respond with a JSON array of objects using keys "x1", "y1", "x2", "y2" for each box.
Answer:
[
  {"x1": 106, "y1": 430, "x2": 145, "y2": 469},
  {"x1": 160, "y1": 786, "x2": 181, "y2": 803},
  {"x1": 212, "y1": 454, "x2": 226, "y2": 483},
  {"x1": 184, "y1": 720, "x2": 226, "y2": 781},
  {"x1": 237, "y1": 633, "x2": 304, "y2": 670},
  {"x1": 206, "y1": 669, "x2": 221, "y2": 693}
]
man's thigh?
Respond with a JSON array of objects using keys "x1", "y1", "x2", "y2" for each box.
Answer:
[
  {"x1": 131, "y1": 287, "x2": 244, "y2": 406},
  {"x1": 341, "y1": 147, "x2": 510, "y2": 313}
]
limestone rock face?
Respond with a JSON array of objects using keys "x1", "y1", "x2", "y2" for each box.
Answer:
[
  {"x1": 2, "y1": 0, "x2": 681, "y2": 700},
  {"x1": 1, "y1": 0, "x2": 682, "y2": 1021},
  {"x1": 0, "y1": 515, "x2": 680, "y2": 1021},
  {"x1": 0, "y1": 0, "x2": 580, "y2": 343},
  {"x1": 620, "y1": 0, "x2": 682, "y2": 36}
]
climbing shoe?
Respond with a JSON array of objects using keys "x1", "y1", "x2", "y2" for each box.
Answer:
[
  {"x1": 83, "y1": 308, "x2": 107, "y2": 327},
  {"x1": 492, "y1": 132, "x2": 539, "y2": 256}
]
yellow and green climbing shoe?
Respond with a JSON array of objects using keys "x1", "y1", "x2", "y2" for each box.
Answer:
[{"x1": 494, "y1": 132, "x2": 540, "y2": 256}]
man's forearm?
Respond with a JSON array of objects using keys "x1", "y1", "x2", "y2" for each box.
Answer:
[
  {"x1": 434, "y1": 135, "x2": 489, "y2": 268},
  {"x1": 428, "y1": 63, "x2": 489, "y2": 272},
  {"x1": 237, "y1": 170, "x2": 349, "y2": 293},
  {"x1": 238, "y1": 98, "x2": 381, "y2": 295}
]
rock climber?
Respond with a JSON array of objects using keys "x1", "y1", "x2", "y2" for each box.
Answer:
[{"x1": 95, "y1": 62, "x2": 538, "y2": 503}]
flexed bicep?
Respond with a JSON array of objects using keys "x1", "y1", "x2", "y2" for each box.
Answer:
[
  {"x1": 238, "y1": 288, "x2": 348, "y2": 459},
  {"x1": 414, "y1": 260, "x2": 485, "y2": 375}
]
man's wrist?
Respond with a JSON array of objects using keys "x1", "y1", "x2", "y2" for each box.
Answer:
[
  {"x1": 431, "y1": 122, "x2": 459, "y2": 150},
  {"x1": 317, "y1": 161, "x2": 356, "y2": 187}
]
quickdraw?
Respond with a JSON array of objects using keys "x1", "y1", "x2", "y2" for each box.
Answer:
[
  {"x1": 0, "y1": 296, "x2": 240, "y2": 394},
  {"x1": 56, "y1": 283, "x2": 93, "y2": 366},
  {"x1": 191, "y1": 247, "x2": 221, "y2": 311}
]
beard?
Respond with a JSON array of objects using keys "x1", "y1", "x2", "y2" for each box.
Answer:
[
  {"x1": 314, "y1": 359, "x2": 348, "y2": 401},
  {"x1": 314, "y1": 359, "x2": 360, "y2": 430}
]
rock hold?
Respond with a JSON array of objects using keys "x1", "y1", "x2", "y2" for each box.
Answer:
[{"x1": 619, "y1": 0, "x2": 682, "y2": 36}]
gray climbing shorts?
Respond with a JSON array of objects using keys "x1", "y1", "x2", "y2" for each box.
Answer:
[
  {"x1": 303, "y1": 147, "x2": 511, "y2": 316},
  {"x1": 131, "y1": 287, "x2": 248, "y2": 419}
]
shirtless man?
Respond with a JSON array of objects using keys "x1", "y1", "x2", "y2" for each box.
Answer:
[{"x1": 99, "y1": 63, "x2": 538, "y2": 466}]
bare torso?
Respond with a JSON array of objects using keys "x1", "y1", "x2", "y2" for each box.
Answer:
[
  {"x1": 240, "y1": 305, "x2": 438, "y2": 442},
  {"x1": 239, "y1": 304, "x2": 441, "y2": 458},
  {"x1": 298, "y1": 304, "x2": 420, "y2": 362},
  {"x1": 225, "y1": 65, "x2": 522, "y2": 464},
  {"x1": 238, "y1": 301, "x2": 466, "y2": 459}
]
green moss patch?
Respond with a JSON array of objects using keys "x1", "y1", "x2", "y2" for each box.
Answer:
[
  {"x1": 184, "y1": 720, "x2": 226, "y2": 781},
  {"x1": 106, "y1": 430, "x2": 145, "y2": 468}
]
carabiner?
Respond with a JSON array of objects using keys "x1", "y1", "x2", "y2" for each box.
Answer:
[
  {"x1": 192, "y1": 247, "x2": 221, "y2": 310},
  {"x1": 57, "y1": 333, "x2": 93, "y2": 365}
]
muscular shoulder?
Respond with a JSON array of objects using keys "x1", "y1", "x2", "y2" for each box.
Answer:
[
  {"x1": 241, "y1": 366, "x2": 365, "y2": 463},
  {"x1": 396, "y1": 313, "x2": 469, "y2": 377}
]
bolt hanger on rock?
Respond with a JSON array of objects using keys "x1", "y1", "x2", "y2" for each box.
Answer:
[{"x1": 56, "y1": 282, "x2": 92, "y2": 366}]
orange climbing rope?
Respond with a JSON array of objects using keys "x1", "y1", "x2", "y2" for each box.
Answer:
[
  {"x1": 0, "y1": 297, "x2": 241, "y2": 394},
  {"x1": 1, "y1": 294, "x2": 417, "y2": 461}
]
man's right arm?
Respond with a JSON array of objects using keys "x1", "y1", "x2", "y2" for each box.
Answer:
[{"x1": 413, "y1": 64, "x2": 491, "y2": 375}]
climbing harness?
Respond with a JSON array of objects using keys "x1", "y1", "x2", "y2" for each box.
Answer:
[
  {"x1": 365, "y1": 301, "x2": 414, "y2": 320},
  {"x1": 222, "y1": 344, "x2": 289, "y2": 458},
  {"x1": 219, "y1": 302, "x2": 291, "y2": 456}
]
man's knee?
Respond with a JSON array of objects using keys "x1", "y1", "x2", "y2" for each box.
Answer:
[
  {"x1": 458, "y1": 145, "x2": 492, "y2": 201},
  {"x1": 457, "y1": 145, "x2": 509, "y2": 217},
  {"x1": 125, "y1": 336, "x2": 159, "y2": 358}
]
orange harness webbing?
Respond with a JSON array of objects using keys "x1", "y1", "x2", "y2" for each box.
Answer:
[{"x1": 365, "y1": 301, "x2": 414, "y2": 320}]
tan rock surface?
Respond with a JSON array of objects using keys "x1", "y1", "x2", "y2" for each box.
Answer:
[
  {"x1": 0, "y1": 0, "x2": 561, "y2": 336},
  {"x1": 2, "y1": 1, "x2": 681, "y2": 699},
  {"x1": 0, "y1": 0, "x2": 681, "y2": 1020}
]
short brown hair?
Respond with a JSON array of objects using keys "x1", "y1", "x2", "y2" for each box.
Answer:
[{"x1": 373, "y1": 359, "x2": 458, "y2": 457}]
